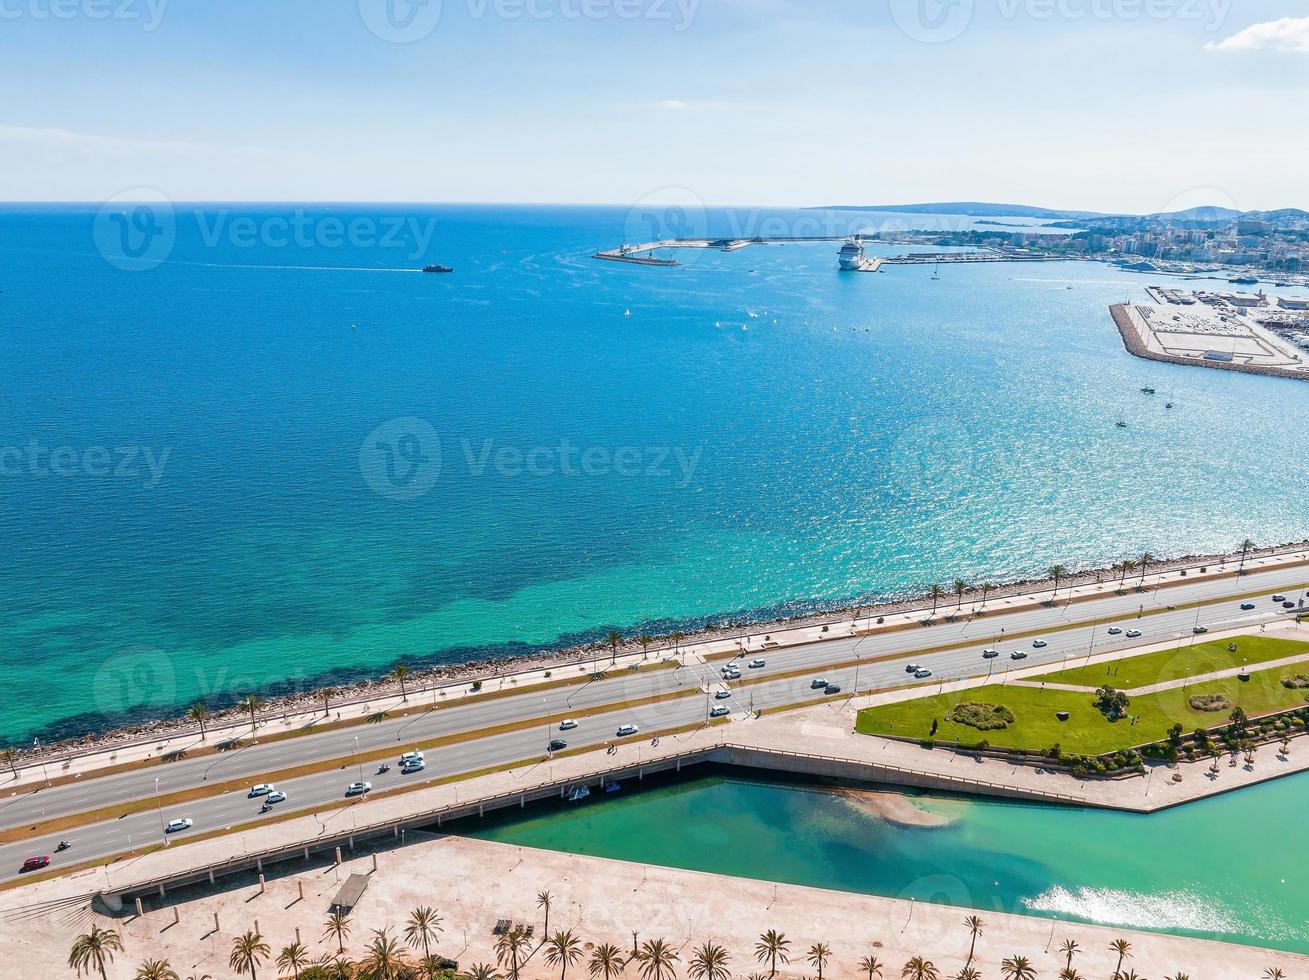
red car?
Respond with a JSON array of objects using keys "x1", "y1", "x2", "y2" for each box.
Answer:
[{"x1": 20, "y1": 856, "x2": 51, "y2": 873}]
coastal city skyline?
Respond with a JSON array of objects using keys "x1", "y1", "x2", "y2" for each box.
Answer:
[{"x1": 2, "y1": 3, "x2": 1307, "y2": 210}]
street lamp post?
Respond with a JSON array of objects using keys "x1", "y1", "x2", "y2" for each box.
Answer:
[
  {"x1": 153, "y1": 777, "x2": 166, "y2": 841},
  {"x1": 353, "y1": 737, "x2": 364, "y2": 782}
]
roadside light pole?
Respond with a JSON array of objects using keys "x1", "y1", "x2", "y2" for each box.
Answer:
[
  {"x1": 353, "y1": 737, "x2": 364, "y2": 782},
  {"x1": 153, "y1": 777, "x2": 166, "y2": 841}
]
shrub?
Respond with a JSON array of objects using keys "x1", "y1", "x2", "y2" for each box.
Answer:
[
  {"x1": 1190, "y1": 693, "x2": 1232, "y2": 712},
  {"x1": 949, "y1": 702, "x2": 1016, "y2": 731},
  {"x1": 1281, "y1": 675, "x2": 1309, "y2": 689},
  {"x1": 1095, "y1": 686, "x2": 1130, "y2": 720}
]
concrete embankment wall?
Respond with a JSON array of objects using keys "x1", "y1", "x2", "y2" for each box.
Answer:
[{"x1": 1110, "y1": 303, "x2": 1309, "y2": 382}]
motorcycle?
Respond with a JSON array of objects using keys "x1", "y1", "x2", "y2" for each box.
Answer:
[
  {"x1": 56, "y1": 841, "x2": 71, "y2": 852},
  {"x1": 377, "y1": 764, "x2": 391, "y2": 774}
]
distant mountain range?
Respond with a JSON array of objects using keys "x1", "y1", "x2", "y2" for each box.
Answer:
[{"x1": 815, "y1": 201, "x2": 1308, "y2": 225}]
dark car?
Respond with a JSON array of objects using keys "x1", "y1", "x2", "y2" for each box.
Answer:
[
  {"x1": 1193, "y1": 625, "x2": 1209, "y2": 634},
  {"x1": 824, "y1": 684, "x2": 842, "y2": 695},
  {"x1": 1283, "y1": 600, "x2": 1297, "y2": 609},
  {"x1": 20, "y1": 856, "x2": 50, "y2": 873},
  {"x1": 548, "y1": 739, "x2": 568, "y2": 752}
]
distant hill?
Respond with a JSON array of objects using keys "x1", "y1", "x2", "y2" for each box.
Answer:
[{"x1": 814, "y1": 202, "x2": 1110, "y2": 220}]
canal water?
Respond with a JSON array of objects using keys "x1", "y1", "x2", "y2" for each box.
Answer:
[{"x1": 458, "y1": 766, "x2": 1309, "y2": 954}]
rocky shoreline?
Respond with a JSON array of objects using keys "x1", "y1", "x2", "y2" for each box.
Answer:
[{"x1": 9, "y1": 539, "x2": 1307, "y2": 768}]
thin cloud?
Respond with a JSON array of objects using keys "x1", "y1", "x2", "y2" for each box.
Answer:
[
  {"x1": 1206, "y1": 16, "x2": 1309, "y2": 53},
  {"x1": 658, "y1": 99, "x2": 687, "y2": 110}
]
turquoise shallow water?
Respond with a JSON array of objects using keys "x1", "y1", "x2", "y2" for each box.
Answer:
[
  {"x1": 461, "y1": 767, "x2": 1309, "y2": 954},
  {"x1": 2, "y1": 204, "x2": 1309, "y2": 742}
]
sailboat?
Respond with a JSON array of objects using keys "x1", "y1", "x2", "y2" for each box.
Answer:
[{"x1": 931, "y1": 264, "x2": 941, "y2": 280}]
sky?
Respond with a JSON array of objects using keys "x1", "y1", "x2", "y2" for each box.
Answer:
[{"x1": 1, "y1": 0, "x2": 1307, "y2": 212}]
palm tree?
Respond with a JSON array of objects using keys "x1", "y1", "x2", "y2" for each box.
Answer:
[
  {"x1": 928, "y1": 584, "x2": 945, "y2": 617},
  {"x1": 953, "y1": 579, "x2": 969, "y2": 613},
  {"x1": 1058, "y1": 970, "x2": 1084, "y2": 980},
  {"x1": 468, "y1": 964, "x2": 499, "y2": 980},
  {"x1": 358, "y1": 928, "x2": 409, "y2": 980},
  {"x1": 391, "y1": 664, "x2": 412, "y2": 701},
  {"x1": 670, "y1": 630, "x2": 685, "y2": 652},
  {"x1": 857, "y1": 955, "x2": 884, "y2": 980},
  {"x1": 135, "y1": 960, "x2": 180, "y2": 980},
  {"x1": 1117, "y1": 559, "x2": 1136, "y2": 592},
  {"x1": 496, "y1": 927, "x2": 530, "y2": 980},
  {"x1": 1059, "y1": 938, "x2": 1079, "y2": 971},
  {"x1": 1119, "y1": 973, "x2": 1145, "y2": 980},
  {"x1": 276, "y1": 943, "x2": 312, "y2": 980},
  {"x1": 1109, "y1": 938, "x2": 1132, "y2": 979},
  {"x1": 1137, "y1": 551, "x2": 1154, "y2": 588},
  {"x1": 900, "y1": 958, "x2": 939, "y2": 980},
  {"x1": 404, "y1": 905, "x2": 443, "y2": 975},
  {"x1": 637, "y1": 634, "x2": 654, "y2": 658},
  {"x1": 321, "y1": 687, "x2": 338, "y2": 716},
  {"x1": 1238, "y1": 538, "x2": 1256, "y2": 574},
  {"x1": 589, "y1": 944, "x2": 626, "y2": 980},
  {"x1": 606, "y1": 630, "x2": 623, "y2": 665},
  {"x1": 68, "y1": 925, "x2": 125, "y2": 980},
  {"x1": 806, "y1": 943, "x2": 831, "y2": 980},
  {"x1": 1264, "y1": 970, "x2": 1286, "y2": 980},
  {"x1": 311, "y1": 957, "x2": 354, "y2": 980},
  {"x1": 0, "y1": 746, "x2": 17, "y2": 778},
  {"x1": 688, "y1": 942, "x2": 730, "y2": 980},
  {"x1": 978, "y1": 582, "x2": 994, "y2": 611},
  {"x1": 229, "y1": 930, "x2": 271, "y2": 980},
  {"x1": 633, "y1": 938, "x2": 679, "y2": 980},
  {"x1": 1049, "y1": 563, "x2": 1067, "y2": 600},
  {"x1": 1000, "y1": 955, "x2": 1035, "y2": 980},
  {"x1": 963, "y1": 915, "x2": 984, "y2": 964},
  {"x1": 755, "y1": 930, "x2": 791, "y2": 977},
  {"x1": 955, "y1": 969, "x2": 981, "y2": 980},
  {"x1": 545, "y1": 931, "x2": 585, "y2": 980},
  {"x1": 538, "y1": 890, "x2": 554, "y2": 936},
  {"x1": 187, "y1": 702, "x2": 212, "y2": 740},
  {"x1": 1162, "y1": 974, "x2": 1189, "y2": 980},
  {"x1": 235, "y1": 694, "x2": 267, "y2": 735},
  {"x1": 322, "y1": 910, "x2": 352, "y2": 955}
]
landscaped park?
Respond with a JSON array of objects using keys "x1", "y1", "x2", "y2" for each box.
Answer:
[{"x1": 854, "y1": 634, "x2": 1309, "y2": 771}]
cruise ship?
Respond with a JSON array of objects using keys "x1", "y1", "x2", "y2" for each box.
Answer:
[{"x1": 838, "y1": 238, "x2": 867, "y2": 271}]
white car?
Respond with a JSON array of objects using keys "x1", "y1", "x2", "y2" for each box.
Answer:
[
  {"x1": 982, "y1": 648, "x2": 999, "y2": 659},
  {"x1": 248, "y1": 784, "x2": 274, "y2": 798},
  {"x1": 720, "y1": 666, "x2": 741, "y2": 679},
  {"x1": 399, "y1": 751, "x2": 424, "y2": 766},
  {"x1": 709, "y1": 705, "x2": 731, "y2": 718},
  {"x1": 401, "y1": 759, "x2": 426, "y2": 773},
  {"x1": 1126, "y1": 629, "x2": 1142, "y2": 638},
  {"x1": 1032, "y1": 639, "x2": 1048, "y2": 648},
  {"x1": 266, "y1": 791, "x2": 287, "y2": 804},
  {"x1": 1011, "y1": 650, "x2": 1028, "y2": 660},
  {"x1": 714, "y1": 689, "x2": 732, "y2": 699},
  {"x1": 345, "y1": 781, "x2": 372, "y2": 796},
  {"x1": 165, "y1": 818, "x2": 193, "y2": 833},
  {"x1": 1106, "y1": 626, "x2": 1122, "y2": 635},
  {"x1": 615, "y1": 724, "x2": 639, "y2": 737},
  {"x1": 906, "y1": 663, "x2": 923, "y2": 673},
  {"x1": 748, "y1": 659, "x2": 766, "y2": 669},
  {"x1": 559, "y1": 719, "x2": 578, "y2": 731},
  {"x1": 914, "y1": 668, "x2": 932, "y2": 678}
]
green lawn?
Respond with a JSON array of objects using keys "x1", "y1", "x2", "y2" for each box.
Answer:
[
  {"x1": 855, "y1": 662, "x2": 1309, "y2": 756},
  {"x1": 1030, "y1": 636, "x2": 1309, "y2": 691}
]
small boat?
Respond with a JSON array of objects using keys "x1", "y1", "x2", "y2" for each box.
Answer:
[
  {"x1": 603, "y1": 779, "x2": 621, "y2": 793},
  {"x1": 422, "y1": 264, "x2": 454, "y2": 274},
  {"x1": 1115, "y1": 421, "x2": 1128, "y2": 429},
  {"x1": 567, "y1": 786, "x2": 590, "y2": 802},
  {"x1": 931, "y1": 264, "x2": 940, "y2": 280},
  {"x1": 1165, "y1": 401, "x2": 1174, "y2": 409},
  {"x1": 624, "y1": 309, "x2": 632, "y2": 318},
  {"x1": 1140, "y1": 387, "x2": 1156, "y2": 395}
]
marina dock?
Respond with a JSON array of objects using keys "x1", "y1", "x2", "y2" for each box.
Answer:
[{"x1": 593, "y1": 235, "x2": 847, "y2": 266}]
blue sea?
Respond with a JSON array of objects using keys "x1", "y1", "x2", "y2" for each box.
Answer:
[{"x1": 2, "y1": 203, "x2": 1307, "y2": 743}]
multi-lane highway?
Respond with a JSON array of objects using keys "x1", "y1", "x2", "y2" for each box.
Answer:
[{"x1": 2, "y1": 564, "x2": 1305, "y2": 882}]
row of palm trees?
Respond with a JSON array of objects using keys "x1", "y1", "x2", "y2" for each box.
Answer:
[{"x1": 67, "y1": 910, "x2": 1293, "y2": 980}]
